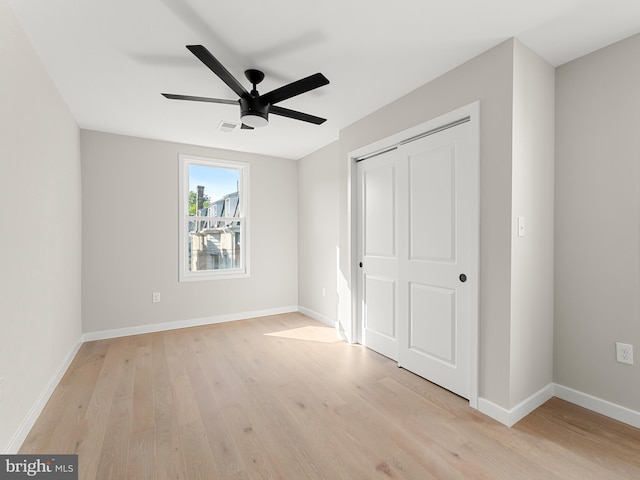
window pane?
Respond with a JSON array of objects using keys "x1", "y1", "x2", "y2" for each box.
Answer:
[
  {"x1": 188, "y1": 164, "x2": 240, "y2": 215},
  {"x1": 187, "y1": 163, "x2": 243, "y2": 273},
  {"x1": 188, "y1": 219, "x2": 243, "y2": 272}
]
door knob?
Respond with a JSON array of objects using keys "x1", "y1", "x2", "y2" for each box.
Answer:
[
  {"x1": 359, "y1": 262, "x2": 363, "y2": 268},
  {"x1": 459, "y1": 273, "x2": 467, "y2": 283}
]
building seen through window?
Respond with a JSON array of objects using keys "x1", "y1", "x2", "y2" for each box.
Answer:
[
  {"x1": 189, "y1": 182, "x2": 240, "y2": 271},
  {"x1": 180, "y1": 155, "x2": 249, "y2": 281}
]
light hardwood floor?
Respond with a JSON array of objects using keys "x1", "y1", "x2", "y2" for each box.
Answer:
[{"x1": 20, "y1": 313, "x2": 640, "y2": 479}]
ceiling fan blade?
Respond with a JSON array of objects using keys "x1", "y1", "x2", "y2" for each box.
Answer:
[
  {"x1": 261, "y1": 73, "x2": 329, "y2": 105},
  {"x1": 186, "y1": 45, "x2": 248, "y2": 98},
  {"x1": 241, "y1": 124, "x2": 254, "y2": 130},
  {"x1": 270, "y1": 105, "x2": 327, "y2": 125},
  {"x1": 162, "y1": 93, "x2": 238, "y2": 105}
]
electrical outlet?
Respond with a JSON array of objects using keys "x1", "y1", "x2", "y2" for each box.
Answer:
[
  {"x1": 152, "y1": 292, "x2": 161, "y2": 303},
  {"x1": 616, "y1": 342, "x2": 634, "y2": 365}
]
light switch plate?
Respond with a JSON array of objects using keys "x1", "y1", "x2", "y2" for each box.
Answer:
[{"x1": 517, "y1": 217, "x2": 526, "y2": 237}]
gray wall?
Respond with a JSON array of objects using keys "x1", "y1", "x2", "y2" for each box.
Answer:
[
  {"x1": 81, "y1": 130, "x2": 299, "y2": 334},
  {"x1": 0, "y1": 0, "x2": 82, "y2": 452},
  {"x1": 297, "y1": 141, "x2": 340, "y2": 322},
  {"x1": 338, "y1": 39, "x2": 517, "y2": 409},
  {"x1": 297, "y1": 38, "x2": 557, "y2": 412},
  {"x1": 510, "y1": 41, "x2": 556, "y2": 406},
  {"x1": 555, "y1": 33, "x2": 640, "y2": 412}
]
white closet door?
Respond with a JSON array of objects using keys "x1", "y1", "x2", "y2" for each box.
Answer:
[
  {"x1": 356, "y1": 149, "x2": 399, "y2": 360},
  {"x1": 397, "y1": 121, "x2": 475, "y2": 399},
  {"x1": 356, "y1": 118, "x2": 476, "y2": 400}
]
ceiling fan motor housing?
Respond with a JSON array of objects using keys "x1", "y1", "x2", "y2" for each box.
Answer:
[{"x1": 240, "y1": 96, "x2": 269, "y2": 126}]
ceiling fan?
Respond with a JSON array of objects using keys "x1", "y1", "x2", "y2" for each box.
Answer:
[{"x1": 162, "y1": 45, "x2": 329, "y2": 129}]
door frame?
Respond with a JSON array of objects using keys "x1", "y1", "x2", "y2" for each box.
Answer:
[{"x1": 348, "y1": 101, "x2": 480, "y2": 409}]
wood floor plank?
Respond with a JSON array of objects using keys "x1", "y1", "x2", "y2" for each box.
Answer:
[
  {"x1": 47, "y1": 342, "x2": 108, "y2": 453},
  {"x1": 183, "y1": 332, "x2": 244, "y2": 478},
  {"x1": 126, "y1": 339, "x2": 156, "y2": 480},
  {"x1": 151, "y1": 333, "x2": 189, "y2": 480},
  {"x1": 179, "y1": 419, "x2": 220, "y2": 479},
  {"x1": 19, "y1": 313, "x2": 640, "y2": 480},
  {"x1": 219, "y1": 402, "x2": 279, "y2": 480},
  {"x1": 332, "y1": 390, "x2": 478, "y2": 480},
  {"x1": 94, "y1": 338, "x2": 136, "y2": 480},
  {"x1": 131, "y1": 345, "x2": 154, "y2": 435},
  {"x1": 273, "y1": 380, "x2": 379, "y2": 479},
  {"x1": 244, "y1": 384, "x2": 334, "y2": 479},
  {"x1": 73, "y1": 338, "x2": 130, "y2": 480},
  {"x1": 126, "y1": 429, "x2": 155, "y2": 480}
]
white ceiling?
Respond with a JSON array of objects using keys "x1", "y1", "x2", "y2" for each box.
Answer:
[{"x1": 8, "y1": 0, "x2": 640, "y2": 160}]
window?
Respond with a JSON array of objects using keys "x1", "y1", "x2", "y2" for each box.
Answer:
[{"x1": 179, "y1": 154, "x2": 249, "y2": 281}]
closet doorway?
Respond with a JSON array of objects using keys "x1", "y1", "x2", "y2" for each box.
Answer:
[{"x1": 354, "y1": 104, "x2": 479, "y2": 402}]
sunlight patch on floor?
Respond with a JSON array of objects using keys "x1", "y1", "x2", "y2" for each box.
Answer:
[{"x1": 265, "y1": 325, "x2": 341, "y2": 343}]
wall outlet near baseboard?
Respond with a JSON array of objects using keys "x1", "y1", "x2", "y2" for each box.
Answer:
[{"x1": 616, "y1": 342, "x2": 634, "y2": 365}]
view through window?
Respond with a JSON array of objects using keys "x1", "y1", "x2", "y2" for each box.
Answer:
[{"x1": 179, "y1": 155, "x2": 249, "y2": 280}]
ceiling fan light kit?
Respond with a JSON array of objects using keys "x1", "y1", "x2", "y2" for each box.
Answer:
[
  {"x1": 162, "y1": 45, "x2": 329, "y2": 129},
  {"x1": 240, "y1": 109, "x2": 269, "y2": 128}
]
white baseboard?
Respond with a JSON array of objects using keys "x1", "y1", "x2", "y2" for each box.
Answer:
[
  {"x1": 5, "y1": 337, "x2": 84, "y2": 454},
  {"x1": 479, "y1": 383, "x2": 640, "y2": 430},
  {"x1": 477, "y1": 398, "x2": 510, "y2": 426},
  {"x1": 297, "y1": 306, "x2": 337, "y2": 328},
  {"x1": 555, "y1": 384, "x2": 640, "y2": 429},
  {"x1": 510, "y1": 383, "x2": 556, "y2": 425},
  {"x1": 82, "y1": 306, "x2": 299, "y2": 342},
  {"x1": 478, "y1": 383, "x2": 555, "y2": 427}
]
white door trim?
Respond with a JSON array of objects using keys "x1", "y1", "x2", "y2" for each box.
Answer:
[{"x1": 348, "y1": 101, "x2": 480, "y2": 409}]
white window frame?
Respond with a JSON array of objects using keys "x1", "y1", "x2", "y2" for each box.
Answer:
[{"x1": 178, "y1": 154, "x2": 250, "y2": 281}]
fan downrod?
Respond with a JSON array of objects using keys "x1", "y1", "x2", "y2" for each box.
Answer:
[{"x1": 245, "y1": 69, "x2": 265, "y2": 95}]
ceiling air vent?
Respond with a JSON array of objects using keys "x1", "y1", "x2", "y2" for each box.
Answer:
[{"x1": 217, "y1": 121, "x2": 240, "y2": 133}]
